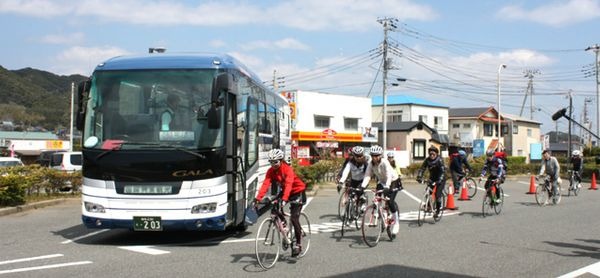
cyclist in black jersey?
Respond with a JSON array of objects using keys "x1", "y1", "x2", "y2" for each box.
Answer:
[{"x1": 416, "y1": 146, "x2": 446, "y2": 218}]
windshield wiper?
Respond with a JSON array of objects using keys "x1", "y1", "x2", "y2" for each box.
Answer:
[{"x1": 95, "y1": 142, "x2": 205, "y2": 160}]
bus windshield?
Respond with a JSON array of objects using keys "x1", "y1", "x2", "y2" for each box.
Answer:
[{"x1": 82, "y1": 69, "x2": 225, "y2": 150}]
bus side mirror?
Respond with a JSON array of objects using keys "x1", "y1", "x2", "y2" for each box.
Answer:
[
  {"x1": 207, "y1": 105, "x2": 220, "y2": 129},
  {"x1": 75, "y1": 79, "x2": 91, "y2": 131},
  {"x1": 211, "y1": 73, "x2": 236, "y2": 106}
]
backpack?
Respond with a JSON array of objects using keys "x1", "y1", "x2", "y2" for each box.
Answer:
[{"x1": 495, "y1": 151, "x2": 508, "y2": 172}]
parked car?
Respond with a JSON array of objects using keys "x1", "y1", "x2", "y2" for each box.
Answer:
[
  {"x1": 0, "y1": 157, "x2": 24, "y2": 167},
  {"x1": 50, "y1": 151, "x2": 82, "y2": 171},
  {"x1": 36, "y1": 150, "x2": 62, "y2": 167}
]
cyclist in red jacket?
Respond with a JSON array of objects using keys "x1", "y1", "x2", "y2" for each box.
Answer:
[{"x1": 255, "y1": 148, "x2": 307, "y2": 257}]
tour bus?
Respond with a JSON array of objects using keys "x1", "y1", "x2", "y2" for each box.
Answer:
[{"x1": 76, "y1": 53, "x2": 291, "y2": 231}]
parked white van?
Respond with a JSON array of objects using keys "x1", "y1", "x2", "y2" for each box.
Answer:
[
  {"x1": 50, "y1": 151, "x2": 82, "y2": 171},
  {"x1": 0, "y1": 157, "x2": 24, "y2": 167}
]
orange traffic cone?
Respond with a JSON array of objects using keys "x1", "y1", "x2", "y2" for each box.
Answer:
[
  {"x1": 446, "y1": 188, "x2": 458, "y2": 210},
  {"x1": 459, "y1": 183, "x2": 470, "y2": 201},
  {"x1": 526, "y1": 175, "x2": 536, "y2": 194},
  {"x1": 589, "y1": 172, "x2": 598, "y2": 190}
]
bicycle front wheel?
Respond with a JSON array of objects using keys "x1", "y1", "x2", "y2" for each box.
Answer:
[
  {"x1": 361, "y1": 204, "x2": 382, "y2": 247},
  {"x1": 434, "y1": 193, "x2": 446, "y2": 222},
  {"x1": 337, "y1": 190, "x2": 348, "y2": 220},
  {"x1": 494, "y1": 187, "x2": 504, "y2": 215},
  {"x1": 482, "y1": 190, "x2": 493, "y2": 217},
  {"x1": 466, "y1": 178, "x2": 478, "y2": 198},
  {"x1": 552, "y1": 184, "x2": 562, "y2": 205},
  {"x1": 255, "y1": 218, "x2": 281, "y2": 269},
  {"x1": 535, "y1": 185, "x2": 549, "y2": 206},
  {"x1": 573, "y1": 180, "x2": 581, "y2": 196},
  {"x1": 340, "y1": 200, "x2": 351, "y2": 237},
  {"x1": 290, "y1": 212, "x2": 311, "y2": 258},
  {"x1": 417, "y1": 194, "x2": 430, "y2": 226}
]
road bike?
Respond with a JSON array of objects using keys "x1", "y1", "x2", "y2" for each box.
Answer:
[
  {"x1": 482, "y1": 178, "x2": 503, "y2": 217},
  {"x1": 361, "y1": 188, "x2": 399, "y2": 247},
  {"x1": 567, "y1": 170, "x2": 581, "y2": 196},
  {"x1": 417, "y1": 180, "x2": 447, "y2": 226},
  {"x1": 535, "y1": 175, "x2": 562, "y2": 206},
  {"x1": 447, "y1": 172, "x2": 478, "y2": 198},
  {"x1": 255, "y1": 197, "x2": 311, "y2": 270},
  {"x1": 340, "y1": 187, "x2": 367, "y2": 237}
]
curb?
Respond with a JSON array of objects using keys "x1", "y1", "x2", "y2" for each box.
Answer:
[{"x1": 0, "y1": 199, "x2": 69, "y2": 217}]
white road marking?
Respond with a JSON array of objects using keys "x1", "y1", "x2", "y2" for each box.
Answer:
[
  {"x1": 402, "y1": 190, "x2": 422, "y2": 203},
  {"x1": 61, "y1": 229, "x2": 110, "y2": 244},
  {"x1": 0, "y1": 254, "x2": 63, "y2": 266},
  {"x1": 302, "y1": 197, "x2": 313, "y2": 212},
  {"x1": 118, "y1": 246, "x2": 171, "y2": 255},
  {"x1": 0, "y1": 261, "x2": 92, "y2": 275},
  {"x1": 558, "y1": 260, "x2": 600, "y2": 278}
]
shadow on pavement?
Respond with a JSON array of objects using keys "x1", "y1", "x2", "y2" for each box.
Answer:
[{"x1": 324, "y1": 264, "x2": 476, "y2": 277}]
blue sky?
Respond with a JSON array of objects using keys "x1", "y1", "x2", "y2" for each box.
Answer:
[{"x1": 1, "y1": 0, "x2": 600, "y2": 135}]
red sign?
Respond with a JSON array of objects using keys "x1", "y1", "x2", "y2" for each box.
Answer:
[{"x1": 321, "y1": 129, "x2": 337, "y2": 139}]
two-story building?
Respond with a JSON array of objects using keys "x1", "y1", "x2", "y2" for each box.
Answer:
[
  {"x1": 285, "y1": 90, "x2": 375, "y2": 164},
  {"x1": 371, "y1": 95, "x2": 449, "y2": 135}
]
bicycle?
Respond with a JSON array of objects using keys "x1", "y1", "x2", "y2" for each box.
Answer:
[
  {"x1": 361, "y1": 187, "x2": 399, "y2": 247},
  {"x1": 535, "y1": 175, "x2": 562, "y2": 206},
  {"x1": 340, "y1": 187, "x2": 367, "y2": 237},
  {"x1": 337, "y1": 181, "x2": 351, "y2": 220},
  {"x1": 567, "y1": 170, "x2": 581, "y2": 196},
  {"x1": 254, "y1": 197, "x2": 312, "y2": 270},
  {"x1": 447, "y1": 172, "x2": 478, "y2": 198},
  {"x1": 481, "y1": 178, "x2": 503, "y2": 217},
  {"x1": 416, "y1": 180, "x2": 447, "y2": 226}
]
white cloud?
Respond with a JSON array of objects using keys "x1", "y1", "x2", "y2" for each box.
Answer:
[
  {"x1": 209, "y1": 39, "x2": 227, "y2": 48},
  {"x1": 52, "y1": 45, "x2": 130, "y2": 75},
  {"x1": 241, "y1": 38, "x2": 310, "y2": 51},
  {"x1": 38, "y1": 32, "x2": 85, "y2": 45},
  {"x1": 1, "y1": 0, "x2": 436, "y2": 31},
  {"x1": 497, "y1": 0, "x2": 600, "y2": 26}
]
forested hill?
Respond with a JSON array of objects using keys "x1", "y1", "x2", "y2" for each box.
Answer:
[{"x1": 0, "y1": 66, "x2": 88, "y2": 131}]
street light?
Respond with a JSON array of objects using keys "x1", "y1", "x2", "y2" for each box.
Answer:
[{"x1": 497, "y1": 64, "x2": 507, "y2": 150}]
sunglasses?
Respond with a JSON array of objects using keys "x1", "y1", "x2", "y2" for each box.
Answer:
[
  {"x1": 269, "y1": 160, "x2": 280, "y2": 165},
  {"x1": 355, "y1": 155, "x2": 364, "y2": 158}
]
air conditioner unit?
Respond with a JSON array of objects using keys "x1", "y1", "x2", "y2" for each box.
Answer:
[{"x1": 453, "y1": 132, "x2": 460, "y2": 139}]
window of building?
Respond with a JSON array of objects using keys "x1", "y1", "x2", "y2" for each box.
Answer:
[
  {"x1": 413, "y1": 139, "x2": 426, "y2": 159},
  {"x1": 484, "y1": 123, "x2": 495, "y2": 137},
  {"x1": 419, "y1": 115, "x2": 428, "y2": 123},
  {"x1": 387, "y1": 110, "x2": 402, "y2": 122},
  {"x1": 344, "y1": 118, "x2": 358, "y2": 131},
  {"x1": 517, "y1": 149, "x2": 523, "y2": 156},
  {"x1": 452, "y1": 123, "x2": 460, "y2": 129},
  {"x1": 513, "y1": 124, "x2": 518, "y2": 134},
  {"x1": 463, "y1": 123, "x2": 471, "y2": 128},
  {"x1": 527, "y1": 128, "x2": 532, "y2": 137},
  {"x1": 434, "y1": 116, "x2": 443, "y2": 130},
  {"x1": 314, "y1": 115, "x2": 330, "y2": 129}
]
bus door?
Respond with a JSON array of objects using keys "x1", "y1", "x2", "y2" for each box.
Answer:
[{"x1": 225, "y1": 92, "x2": 247, "y2": 229}]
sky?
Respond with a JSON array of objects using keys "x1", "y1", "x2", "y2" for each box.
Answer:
[{"x1": 1, "y1": 0, "x2": 600, "y2": 136}]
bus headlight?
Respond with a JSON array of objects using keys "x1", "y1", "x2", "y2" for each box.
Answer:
[
  {"x1": 84, "y1": 202, "x2": 106, "y2": 213},
  {"x1": 191, "y1": 202, "x2": 217, "y2": 214}
]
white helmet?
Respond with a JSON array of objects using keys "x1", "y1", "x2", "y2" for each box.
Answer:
[
  {"x1": 351, "y1": 146, "x2": 364, "y2": 156},
  {"x1": 370, "y1": 145, "x2": 383, "y2": 156},
  {"x1": 386, "y1": 152, "x2": 394, "y2": 158},
  {"x1": 572, "y1": 150, "x2": 581, "y2": 156},
  {"x1": 268, "y1": 149, "x2": 285, "y2": 161}
]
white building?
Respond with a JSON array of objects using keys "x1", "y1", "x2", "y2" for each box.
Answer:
[
  {"x1": 283, "y1": 90, "x2": 374, "y2": 164},
  {"x1": 371, "y1": 95, "x2": 449, "y2": 135}
]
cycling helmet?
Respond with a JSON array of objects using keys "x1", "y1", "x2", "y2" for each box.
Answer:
[
  {"x1": 572, "y1": 150, "x2": 581, "y2": 156},
  {"x1": 428, "y1": 146, "x2": 439, "y2": 154},
  {"x1": 268, "y1": 149, "x2": 285, "y2": 161},
  {"x1": 351, "y1": 146, "x2": 364, "y2": 156},
  {"x1": 458, "y1": 150, "x2": 466, "y2": 157},
  {"x1": 370, "y1": 145, "x2": 383, "y2": 156},
  {"x1": 386, "y1": 152, "x2": 394, "y2": 158},
  {"x1": 486, "y1": 149, "x2": 495, "y2": 157}
]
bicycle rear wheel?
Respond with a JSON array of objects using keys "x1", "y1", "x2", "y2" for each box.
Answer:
[
  {"x1": 552, "y1": 184, "x2": 562, "y2": 205},
  {"x1": 466, "y1": 178, "x2": 478, "y2": 198},
  {"x1": 535, "y1": 185, "x2": 549, "y2": 206},
  {"x1": 361, "y1": 204, "x2": 382, "y2": 247},
  {"x1": 290, "y1": 212, "x2": 311, "y2": 258},
  {"x1": 494, "y1": 187, "x2": 504, "y2": 214},
  {"x1": 482, "y1": 190, "x2": 493, "y2": 217},
  {"x1": 383, "y1": 209, "x2": 394, "y2": 241},
  {"x1": 255, "y1": 218, "x2": 281, "y2": 269},
  {"x1": 417, "y1": 194, "x2": 430, "y2": 226}
]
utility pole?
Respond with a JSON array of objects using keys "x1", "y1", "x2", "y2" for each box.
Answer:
[
  {"x1": 271, "y1": 69, "x2": 285, "y2": 92},
  {"x1": 585, "y1": 44, "x2": 600, "y2": 141},
  {"x1": 568, "y1": 90, "x2": 573, "y2": 158},
  {"x1": 70, "y1": 82, "x2": 74, "y2": 152},
  {"x1": 584, "y1": 97, "x2": 593, "y2": 147},
  {"x1": 377, "y1": 17, "x2": 398, "y2": 150},
  {"x1": 520, "y1": 69, "x2": 540, "y2": 120}
]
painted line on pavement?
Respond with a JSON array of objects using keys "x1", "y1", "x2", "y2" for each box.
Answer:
[
  {"x1": 118, "y1": 246, "x2": 171, "y2": 255},
  {"x1": 402, "y1": 190, "x2": 422, "y2": 203},
  {"x1": 61, "y1": 229, "x2": 110, "y2": 244},
  {"x1": 0, "y1": 261, "x2": 92, "y2": 275},
  {"x1": 0, "y1": 254, "x2": 63, "y2": 266},
  {"x1": 558, "y1": 260, "x2": 600, "y2": 278}
]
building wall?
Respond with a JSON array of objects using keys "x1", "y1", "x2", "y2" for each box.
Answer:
[
  {"x1": 509, "y1": 121, "x2": 541, "y2": 162},
  {"x1": 372, "y1": 104, "x2": 448, "y2": 134},
  {"x1": 294, "y1": 90, "x2": 372, "y2": 132},
  {"x1": 448, "y1": 119, "x2": 479, "y2": 148}
]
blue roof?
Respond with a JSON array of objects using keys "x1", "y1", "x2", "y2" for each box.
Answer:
[
  {"x1": 94, "y1": 53, "x2": 263, "y2": 82},
  {"x1": 372, "y1": 95, "x2": 447, "y2": 108}
]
